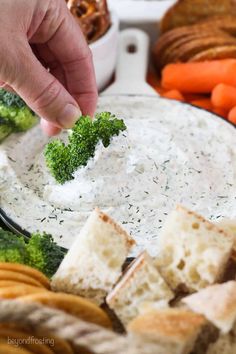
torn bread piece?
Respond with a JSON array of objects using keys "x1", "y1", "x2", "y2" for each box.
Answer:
[
  {"x1": 214, "y1": 219, "x2": 236, "y2": 261},
  {"x1": 128, "y1": 308, "x2": 217, "y2": 354},
  {"x1": 183, "y1": 281, "x2": 236, "y2": 334},
  {"x1": 183, "y1": 282, "x2": 236, "y2": 354},
  {"x1": 51, "y1": 208, "x2": 135, "y2": 305},
  {"x1": 106, "y1": 251, "x2": 174, "y2": 326},
  {"x1": 155, "y1": 205, "x2": 234, "y2": 293}
]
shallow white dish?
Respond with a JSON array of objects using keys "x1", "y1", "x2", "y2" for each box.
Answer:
[
  {"x1": 90, "y1": 13, "x2": 119, "y2": 91},
  {"x1": 0, "y1": 96, "x2": 236, "y2": 256}
]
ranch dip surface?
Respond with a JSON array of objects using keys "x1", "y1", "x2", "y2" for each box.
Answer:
[{"x1": 0, "y1": 97, "x2": 236, "y2": 256}]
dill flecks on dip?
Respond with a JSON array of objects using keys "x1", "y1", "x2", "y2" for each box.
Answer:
[
  {"x1": 0, "y1": 88, "x2": 38, "y2": 142},
  {"x1": 44, "y1": 112, "x2": 127, "y2": 184}
]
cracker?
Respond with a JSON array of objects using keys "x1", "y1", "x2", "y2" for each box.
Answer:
[
  {"x1": 0, "y1": 342, "x2": 33, "y2": 353},
  {"x1": 40, "y1": 334, "x2": 73, "y2": 354},
  {"x1": 153, "y1": 25, "x2": 224, "y2": 68},
  {"x1": 199, "y1": 14, "x2": 236, "y2": 35},
  {"x1": 189, "y1": 45, "x2": 236, "y2": 61},
  {"x1": 153, "y1": 16, "x2": 236, "y2": 69},
  {"x1": 19, "y1": 292, "x2": 112, "y2": 329},
  {"x1": 0, "y1": 325, "x2": 73, "y2": 354},
  {"x1": 0, "y1": 327, "x2": 53, "y2": 354},
  {"x1": 0, "y1": 270, "x2": 44, "y2": 288},
  {"x1": 153, "y1": 26, "x2": 202, "y2": 62},
  {"x1": 0, "y1": 285, "x2": 48, "y2": 299},
  {"x1": 0, "y1": 263, "x2": 50, "y2": 289},
  {"x1": 160, "y1": 31, "x2": 229, "y2": 67},
  {"x1": 161, "y1": 0, "x2": 236, "y2": 33},
  {"x1": 0, "y1": 281, "x2": 28, "y2": 288},
  {"x1": 171, "y1": 36, "x2": 236, "y2": 62}
]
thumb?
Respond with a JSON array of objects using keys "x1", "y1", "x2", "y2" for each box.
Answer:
[{"x1": 6, "y1": 43, "x2": 81, "y2": 129}]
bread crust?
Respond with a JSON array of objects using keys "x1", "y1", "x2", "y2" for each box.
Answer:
[
  {"x1": 95, "y1": 207, "x2": 136, "y2": 249},
  {"x1": 155, "y1": 205, "x2": 234, "y2": 293},
  {"x1": 183, "y1": 281, "x2": 236, "y2": 334},
  {"x1": 128, "y1": 309, "x2": 206, "y2": 340},
  {"x1": 107, "y1": 251, "x2": 174, "y2": 326}
]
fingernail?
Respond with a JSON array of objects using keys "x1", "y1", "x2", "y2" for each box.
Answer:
[{"x1": 57, "y1": 104, "x2": 81, "y2": 129}]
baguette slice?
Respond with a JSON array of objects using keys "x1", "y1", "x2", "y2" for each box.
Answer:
[
  {"x1": 51, "y1": 208, "x2": 135, "y2": 305},
  {"x1": 128, "y1": 309, "x2": 208, "y2": 354},
  {"x1": 155, "y1": 205, "x2": 234, "y2": 292},
  {"x1": 106, "y1": 251, "x2": 174, "y2": 326},
  {"x1": 183, "y1": 281, "x2": 236, "y2": 334}
]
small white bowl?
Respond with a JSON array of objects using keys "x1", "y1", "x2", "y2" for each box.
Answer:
[{"x1": 90, "y1": 13, "x2": 119, "y2": 92}]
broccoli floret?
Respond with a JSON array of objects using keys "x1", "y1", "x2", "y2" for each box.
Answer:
[
  {"x1": 0, "y1": 89, "x2": 26, "y2": 108},
  {"x1": 26, "y1": 233, "x2": 66, "y2": 278},
  {"x1": 44, "y1": 140, "x2": 74, "y2": 184},
  {"x1": 0, "y1": 228, "x2": 28, "y2": 263},
  {"x1": 94, "y1": 112, "x2": 127, "y2": 147},
  {"x1": 0, "y1": 89, "x2": 38, "y2": 135},
  {"x1": 0, "y1": 117, "x2": 14, "y2": 142},
  {"x1": 0, "y1": 105, "x2": 37, "y2": 132},
  {"x1": 45, "y1": 112, "x2": 127, "y2": 184},
  {"x1": 0, "y1": 227, "x2": 66, "y2": 278},
  {"x1": 10, "y1": 107, "x2": 38, "y2": 132}
]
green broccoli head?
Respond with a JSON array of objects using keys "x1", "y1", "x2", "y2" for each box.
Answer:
[
  {"x1": 0, "y1": 89, "x2": 38, "y2": 136},
  {"x1": 0, "y1": 228, "x2": 28, "y2": 263},
  {"x1": 0, "y1": 227, "x2": 66, "y2": 278},
  {"x1": 94, "y1": 112, "x2": 127, "y2": 147},
  {"x1": 11, "y1": 107, "x2": 38, "y2": 131},
  {"x1": 44, "y1": 112, "x2": 127, "y2": 184},
  {"x1": 0, "y1": 89, "x2": 26, "y2": 108},
  {"x1": 0, "y1": 117, "x2": 14, "y2": 142},
  {"x1": 68, "y1": 115, "x2": 99, "y2": 169},
  {"x1": 0, "y1": 105, "x2": 37, "y2": 132},
  {"x1": 26, "y1": 233, "x2": 66, "y2": 278},
  {"x1": 44, "y1": 140, "x2": 73, "y2": 184}
]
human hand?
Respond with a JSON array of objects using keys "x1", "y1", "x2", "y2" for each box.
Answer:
[{"x1": 0, "y1": 0, "x2": 98, "y2": 135}]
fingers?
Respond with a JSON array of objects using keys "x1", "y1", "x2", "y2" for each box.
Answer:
[
  {"x1": 0, "y1": 0, "x2": 98, "y2": 135},
  {"x1": 33, "y1": 43, "x2": 67, "y2": 88},
  {"x1": 40, "y1": 119, "x2": 61, "y2": 136},
  {"x1": 4, "y1": 39, "x2": 81, "y2": 129},
  {"x1": 47, "y1": 12, "x2": 98, "y2": 116}
]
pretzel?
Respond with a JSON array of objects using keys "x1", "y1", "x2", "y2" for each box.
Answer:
[{"x1": 67, "y1": 0, "x2": 111, "y2": 43}]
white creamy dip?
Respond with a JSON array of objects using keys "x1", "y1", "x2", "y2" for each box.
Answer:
[{"x1": 0, "y1": 96, "x2": 236, "y2": 256}]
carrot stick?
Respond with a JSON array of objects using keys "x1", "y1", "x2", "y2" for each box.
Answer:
[
  {"x1": 228, "y1": 106, "x2": 236, "y2": 125},
  {"x1": 162, "y1": 59, "x2": 236, "y2": 93},
  {"x1": 212, "y1": 106, "x2": 228, "y2": 119},
  {"x1": 211, "y1": 83, "x2": 236, "y2": 110},
  {"x1": 184, "y1": 93, "x2": 209, "y2": 102},
  {"x1": 191, "y1": 98, "x2": 213, "y2": 111},
  {"x1": 162, "y1": 89, "x2": 185, "y2": 101}
]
